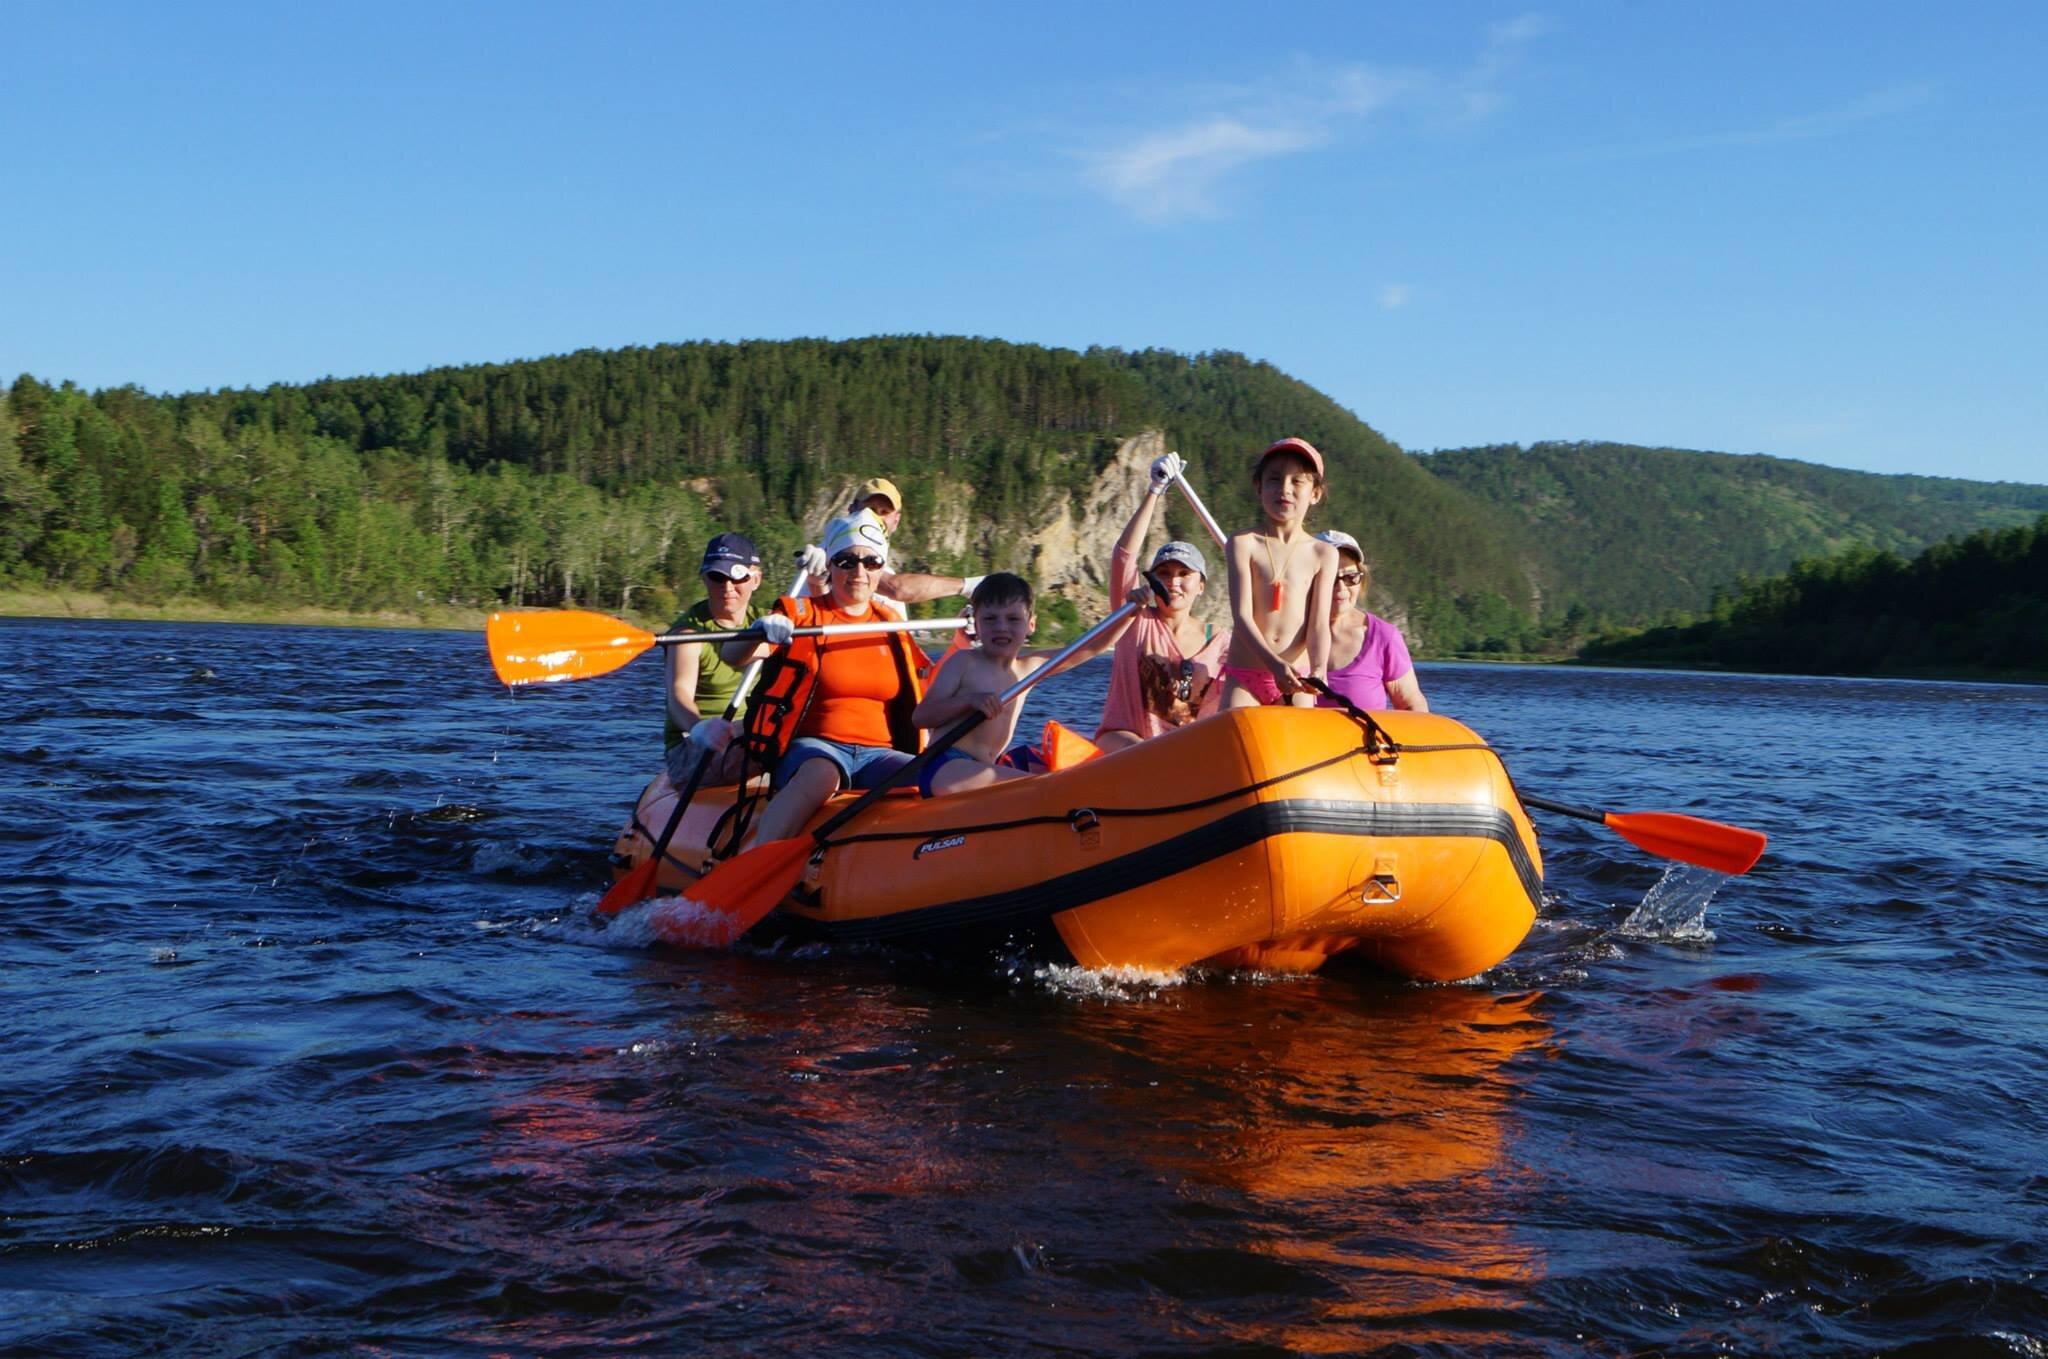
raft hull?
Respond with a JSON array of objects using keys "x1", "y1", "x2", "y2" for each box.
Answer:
[{"x1": 610, "y1": 707, "x2": 1541, "y2": 981}]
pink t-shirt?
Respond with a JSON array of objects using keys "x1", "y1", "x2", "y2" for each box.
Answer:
[
  {"x1": 1096, "y1": 545, "x2": 1232, "y2": 740},
  {"x1": 1318, "y1": 612, "x2": 1414, "y2": 711}
]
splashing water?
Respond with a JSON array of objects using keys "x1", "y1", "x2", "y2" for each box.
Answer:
[
  {"x1": 1032, "y1": 961, "x2": 1188, "y2": 999},
  {"x1": 1619, "y1": 861, "x2": 1725, "y2": 941}
]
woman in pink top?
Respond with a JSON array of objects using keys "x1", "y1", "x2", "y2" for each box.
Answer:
[
  {"x1": 1096, "y1": 454, "x2": 1233, "y2": 750},
  {"x1": 1314, "y1": 530, "x2": 1428, "y2": 712}
]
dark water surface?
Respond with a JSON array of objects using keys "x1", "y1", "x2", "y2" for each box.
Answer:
[{"x1": 4, "y1": 616, "x2": 2045, "y2": 1357}]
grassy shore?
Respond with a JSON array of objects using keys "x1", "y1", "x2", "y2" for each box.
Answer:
[{"x1": 0, "y1": 590, "x2": 496, "y2": 633}]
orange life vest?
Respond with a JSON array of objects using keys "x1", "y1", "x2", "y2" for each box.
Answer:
[{"x1": 740, "y1": 595, "x2": 931, "y2": 767}]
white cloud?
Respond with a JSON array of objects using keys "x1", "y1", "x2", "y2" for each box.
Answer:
[
  {"x1": 1379, "y1": 284, "x2": 1412, "y2": 310},
  {"x1": 1487, "y1": 13, "x2": 1554, "y2": 47},
  {"x1": 1461, "y1": 12, "x2": 1552, "y2": 120},
  {"x1": 1562, "y1": 82, "x2": 1938, "y2": 163},
  {"x1": 1086, "y1": 117, "x2": 1323, "y2": 222},
  {"x1": 1075, "y1": 18, "x2": 1548, "y2": 224},
  {"x1": 1754, "y1": 82, "x2": 1937, "y2": 143}
]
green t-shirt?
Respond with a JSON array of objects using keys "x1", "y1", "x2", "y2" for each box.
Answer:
[{"x1": 663, "y1": 598, "x2": 766, "y2": 748}]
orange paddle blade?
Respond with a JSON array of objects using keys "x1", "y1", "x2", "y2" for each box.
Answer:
[
  {"x1": 595, "y1": 856, "x2": 661, "y2": 917},
  {"x1": 487, "y1": 610, "x2": 656, "y2": 686},
  {"x1": 1604, "y1": 811, "x2": 1768, "y2": 876},
  {"x1": 662, "y1": 835, "x2": 814, "y2": 942},
  {"x1": 1041, "y1": 719, "x2": 1103, "y2": 771}
]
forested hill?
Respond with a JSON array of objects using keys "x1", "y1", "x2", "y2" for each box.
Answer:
[
  {"x1": 0, "y1": 339, "x2": 1542, "y2": 649},
  {"x1": 1577, "y1": 515, "x2": 2048, "y2": 680},
  {"x1": 1421, "y1": 441, "x2": 2048, "y2": 622},
  {"x1": 4, "y1": 338, "x2": 2039, "y2": 658}
]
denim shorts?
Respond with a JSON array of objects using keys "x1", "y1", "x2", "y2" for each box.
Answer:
[{"x1": 773, "y1": 736, "x2": 913, "y2": 791}]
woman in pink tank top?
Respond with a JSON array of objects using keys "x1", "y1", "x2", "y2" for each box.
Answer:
[{"x1": 1313, "y1": 530, "x2": 1428, "y2": 713}]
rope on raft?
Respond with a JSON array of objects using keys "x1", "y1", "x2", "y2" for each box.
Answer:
[
  {"x1": 624, "y1": 704, "x2": 1501, "y2": 865},
  {"x1": 823, "y1": 729, "x2": 1496, "y2": 850}
]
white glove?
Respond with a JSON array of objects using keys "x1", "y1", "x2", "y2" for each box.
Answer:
[
  {"x1": 1148, "y1": 451, "x2": 1186, "y2": 495},
  {"x1": 685, "y1": 716, "x2": 733, "y2": 753},
  {"x1": 958, "y1": 574, "x2": 987, "y2": 599},
  {"x1": 796, "y1": 543, "x2": 828, "y2": 578},
  {"x1": 756, "y1": 613, "x2": 795, "y2": 647}
]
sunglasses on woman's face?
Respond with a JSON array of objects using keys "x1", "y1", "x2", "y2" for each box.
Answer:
[
  {"x1": 831, "y1": 553, "x2": 885, "y2": 572},
  {"x1": 1335, "y1": 570, "x2": 1364, "y2": 586}
]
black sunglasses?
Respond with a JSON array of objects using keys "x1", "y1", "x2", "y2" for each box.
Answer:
[
  {"x1": 1335, "y1": 570, "x2": 1364, "y2": 586},
  {"x1": 831, "y1": 552, "x2": 885, "y2": 571}
]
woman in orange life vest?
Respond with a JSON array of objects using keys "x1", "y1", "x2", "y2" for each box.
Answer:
[{"x1": 721, "y1": 509, "x2": 933, "y2": 846}]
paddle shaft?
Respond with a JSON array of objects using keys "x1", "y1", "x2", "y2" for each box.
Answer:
[
  {"x1": 654, "y1": 616, "x2": 968, "y2": 647},
  {"x1": 1516, "y1": 792, "x2": 1606, "y2": 825},
  {"x1": 1173, "y1": 465, "x2": 1230, "y2": 547},
  {"x1": 807, "y1": 599, "x2": 1144, "y2": 844}
]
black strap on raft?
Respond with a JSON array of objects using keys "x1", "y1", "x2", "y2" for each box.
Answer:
[
  {"x1": 822, "y1": 744, "x2": 1369, "y2": 848},
  {"x1": 824, "y1": 730, "x2": 1489, "y2": 853},
  {"x1": 1297, "y1": 676, "x2": 1400, "y2": 761},
  {"x1": 1300, "y1": 677, "x2": 1553, "y2": 817}
]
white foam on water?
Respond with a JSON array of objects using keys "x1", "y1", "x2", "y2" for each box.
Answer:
[
  {"x1": 1618, "y1": 861, "x2": 1724, "y2": 942},
  {"x1": 1032, "y1": 961, "x2": 1187, "y2": 1000},
  {"x1": 509, "y1": 893, "x2": 628, "y2": 949},
  {"x1": 579, "y1": 894, "x2": 740, "y2": 950},
  {"x1": 617, "y1": 1039, "x2": 676, "y2": 1058},
  {"x1": 470, "y1": 840, "x2": 553, "y2": 874}
]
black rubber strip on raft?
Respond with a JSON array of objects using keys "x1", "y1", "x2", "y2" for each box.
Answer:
[{"x1": 807, "y1": 798, "x2": 1543, "y2": 948}]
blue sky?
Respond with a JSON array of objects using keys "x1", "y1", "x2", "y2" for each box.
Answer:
[{"x1": 5, "y1": 2, "x2": 2042, "y2": 483}]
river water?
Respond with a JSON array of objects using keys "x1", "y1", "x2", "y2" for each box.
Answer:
[{"x1": 3, "y1": 616, "x2": 2044, "y2": 1357}]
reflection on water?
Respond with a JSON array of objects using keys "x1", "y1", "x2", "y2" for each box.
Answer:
[
  {"x1": 462, "y1": 973, "x2": 1555, "y2": 1355},
  {"x1": 1088, "y1": 984, "x2": 1553, "y2": 1354}
]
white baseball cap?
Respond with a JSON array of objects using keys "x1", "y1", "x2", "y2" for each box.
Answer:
[
  {"x1": 1315, "y1": 529, "x2": 1363, "y2": 562},
  {"x1": 823, "y1": 509, "x2": 890, "y2": 567}
]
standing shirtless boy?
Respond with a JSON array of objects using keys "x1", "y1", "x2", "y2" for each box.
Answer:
[
  {"x1": 911, "y1": 573, "x2": 1123, "y2": 797},
  {"x1": 1221, "y1": 438, "x2": 1338, "y2": 708}
]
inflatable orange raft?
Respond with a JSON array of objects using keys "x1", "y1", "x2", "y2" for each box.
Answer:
[{"x1": 609, "y1": 706, "x2": 1542, "y2": 981}]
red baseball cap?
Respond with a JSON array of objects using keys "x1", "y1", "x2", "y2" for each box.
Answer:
[{"x1": 1256, "y1": 437, "x2": 1324, "y2": 477}]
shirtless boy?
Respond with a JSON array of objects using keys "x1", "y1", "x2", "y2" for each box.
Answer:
[
  {"x1": 911, "y1": 573, "x2": 1119, "y2": 797},
  {"x1": 1221, "y1": 437, "x2": 1338, "y2": 708}
]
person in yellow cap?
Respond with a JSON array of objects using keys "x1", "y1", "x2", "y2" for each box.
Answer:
[{"x1": 797, "y1": 476, "x2": 984, "y2": 605}]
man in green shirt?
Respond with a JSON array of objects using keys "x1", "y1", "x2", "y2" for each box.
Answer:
[{"x1": 664, "y1": 532, "x2": 765, "y2": 786}]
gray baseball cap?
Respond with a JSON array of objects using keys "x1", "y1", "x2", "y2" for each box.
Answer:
[{"x1": 1150, "y1": 541, "x2": 1208, "y2": 577}]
